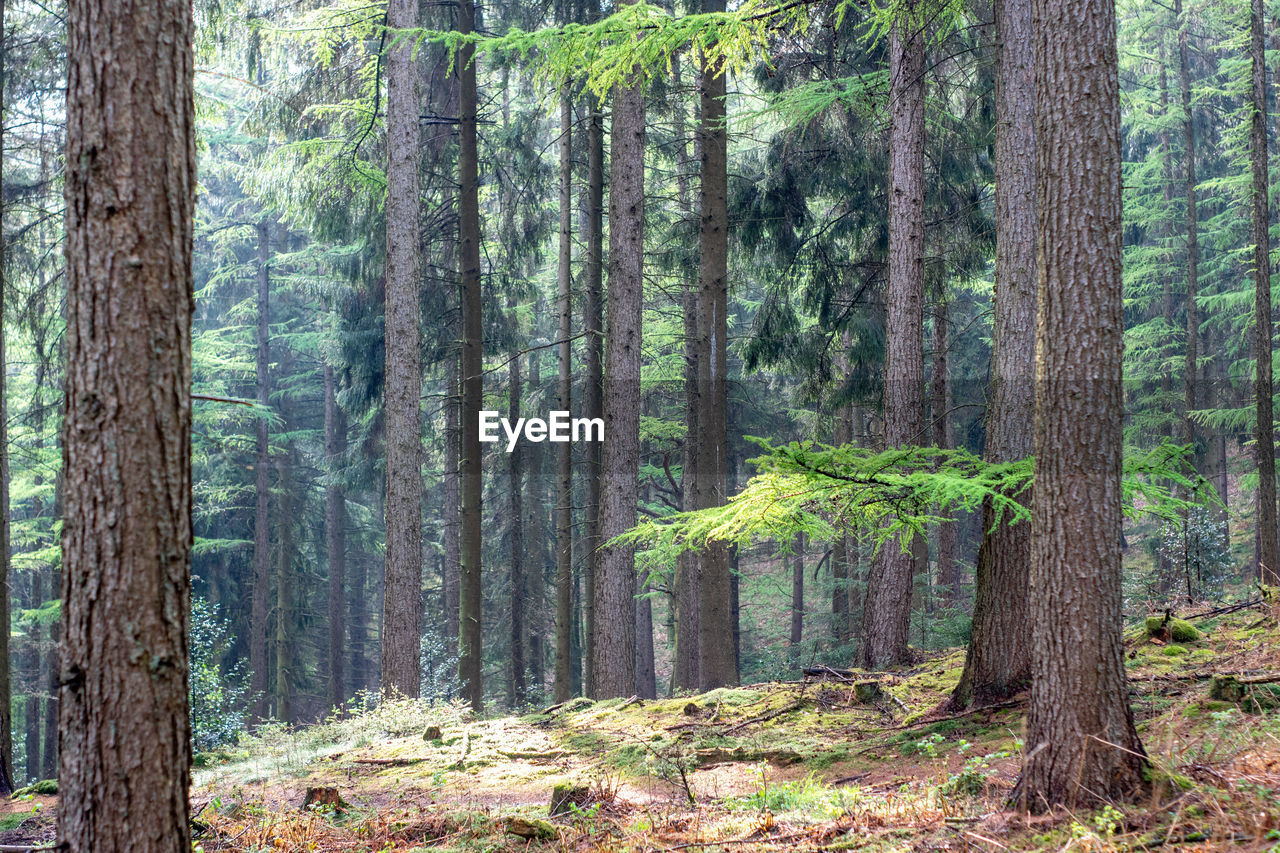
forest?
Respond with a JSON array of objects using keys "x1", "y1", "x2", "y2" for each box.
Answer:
[{"x1": 2, "y1": 0, "x2": 1280, "y2": 847}]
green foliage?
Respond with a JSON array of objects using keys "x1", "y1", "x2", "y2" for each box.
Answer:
[{"x1": 190, "y1": 598, "x2": 253, "y2": 751}]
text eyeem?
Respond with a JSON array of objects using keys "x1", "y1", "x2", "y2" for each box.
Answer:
[{"x1": 478, "y1": 410, "x2": 604, "y2": 453}]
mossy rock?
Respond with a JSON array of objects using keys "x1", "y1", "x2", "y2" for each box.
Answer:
[
  {"x1": 506, "y1": 816, "x2": 557, "y2": 840},
  {"x1": 423, "y1": 725, "x2": 443, "y2": 741},
  {"x1": 14, "y1": 779, "x2": 57, "y2": 797},
  {"x1": 1209, "y1": 675, "x2": 1280, "y2": 712},
  {"x1": 1144, "y1": 616, "x2": 1201, "y2": 643},
  {"x1": 1162, "y1": 645, "x2": 1188, "y2": 656}
]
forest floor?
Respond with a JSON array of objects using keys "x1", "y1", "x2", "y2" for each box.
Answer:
[{"x1": 6, "y1": 608, "x2": 1280, "y2": 852}]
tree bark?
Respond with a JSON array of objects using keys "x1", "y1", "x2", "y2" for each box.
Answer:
[
  {"x1": 274, "y1": 446, "x2": 294, "y2": 722},
  {"x1": 635, "y1": 568, "x2": 657, "y2": 699},
  {"x1": 382, "y1": 0, "x2": 423, "y2": 699},
  {"x1": 1250, "y1": 0, "x2": 1278, "y2": 586},
  {"x1": 554, "y1": 82, "x2": 574, "y2": 705},
  {"x1": 251, "y1": 219, "x2": 270, "y2": 721},
  {"x1": 592, "y1": 30, "x2": 644, "y2": 698},
  {"x1": 444, "y1": 361, "x2": 460, "y2": 648},
  {"x1": 1177, "y1": 0, "x2": 1200, "y2": 455},
  {"x1": 457, "y1": 0, "x2": 485, "y2": 710},
  {"x1": 949, "y1": 0, "x2": 1035, "y2": 709},
  {"x1": 862, "y1": 7, "x2": 925, "y2": 670},
  {"x1": 325, "y1": 365, "x2": 346, "y2": 712},
  {"x1": 0, "y1": 4, "x2": 14, "y2": 788},
  {"x1": 60, "y1": 0, "x2": 196, "y2": 841},
  {"x1": 1015, "y1": 0, "x2": 1148, "y2": 807},
  {"x1": 508, "y1": 342, "x2": 525, "y2": 706},
  {"x1": 789, "y1": 535, "x2": 804, "y2": 648}
]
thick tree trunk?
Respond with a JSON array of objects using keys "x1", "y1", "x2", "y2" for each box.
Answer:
[
  {"x1": 457, "y1": 0, "x2": 485, "y2": 709},
  {"x1": 325, "y1": 366, "x2": 346, "y2": 712},
  {"x1": 695, "y1": 0, "x2": 736, "y2": 690},
  {"x1": 862, "y1": 8, "x2": 925, "y2": 670},
  {"x1": 1251, "y1": 0, "x2": 1278, "y2": 586},
  {"x1": 60, "y1": 0, "x2": 196, "y2": 841},
  {"x1": 381, "y1": 0, "x2": 423, "y2": 699},
  {"x1": 508, "y1": 346, "x2": 525, "y2": 706},
  {"x1": 1015, "y1": 0, "x2": 1147, "y2": 807},
  {"x1": 554, "y1": 84, "x2": 574, "y2": 704},
  {"x1": 592, "y1": 34, "x2": 644, "y2": 698},
  {"x1": 251, "y1": 220, "x2": 270, "y2": 721},
  {"x1": 948, "y1": 0, "x2": 1035, "y2": 710}
]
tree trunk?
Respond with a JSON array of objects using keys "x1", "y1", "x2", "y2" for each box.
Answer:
[
  {"x1": 554, "y1": 83, "x2": 575, "y2": 704},
  {"x1": 444, "y1": 361, "x2": 460, "y2": 648},
  {"x1": 634, "y1": 569, "x2": 657, "y2": 699},
  {"x1": 831, "y1": 401, "x2": 851, "y2": 641},
  {"x1": 457, "y1": 0, "x2": 485, "y2": 710},
  {"x1": 508, "y1": 344, "x2": 525, "y2": 707},
  {"x1": 0, "y1": 5, "x2": 14, "y2": 787},
  {"x1": 251, "y1": 219, "x2": 270, "y2": 721},
  {"x1": 592, "y1": 31, "x2": 644, "y2": 698},
  {"x1": 948, "y1": 0, "x2": 1035, "y2": 710},
  {"x1": 274, "y1": 447, "x2": 294, "y2": 722},
  {"x1": 1251, "y1": 0, "x2": 1278, "y2": 586},
  {"x1": 1178, "y1": 0, "x2": 1200, "y2": 455},
  {"x1": 325, "y1": 365, "x2": 346, "y2": 712},
  {"x1": 790, "y1": 536, "x2": 804, "y2": 648},
  {"x1": 1015, "y1": 0, "x2": 1147, "y2": 807},
  {"x1": 60, "y1": 0, "x2": 196, "y2": 840},
  {"x1": 24, "y1": 571, "x2": 40, "y2": 782},
  {"x1": 381, "y1": 0, "x2": 423, "y2": 699},
  {"x1": 931, "y1": 302, "x2": 957, "y2": 604},
  {"x1": 862, "y1": 8, "x2": 925, "y2": 670}
]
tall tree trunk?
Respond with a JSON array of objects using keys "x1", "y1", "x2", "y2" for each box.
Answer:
[
  {"x1": 790, "y1": 536, "x2": 804, "y2": 648},
  {"x1": 1015, "y1": 0, "x2": 1148, "y2": 807},
  {"x1": 0, "y1": 3, "x2": 14, "y2": 787},
  {"x1": 1178, "y1": 0, "x2": 1200, "y2": 455},
  {"x1": 350, "y1": 549, "x2": 369, "y2": 695},
  {"x1": 457, "y1": 0, "x2": 485, "y2": 710},
  {"x1": 948, "y1": 0, "x2": 1035, "y2": 709},
  {"x1": 695, "y1": 0, "x2": 737, "y2": 690},
  {"x1": 1251, "y1": 0, "x2": 1278, "y2": 586},
  {"x1": 60, "y1": 0, "x2": 196, "y2": 840},
  {"x1": 508, "y1": 346, "x2": 525, "y2": 706},
  {"x1": 251, "y1": 220, "x2": 270, "y2": 721},
  {"x1": 554, "y1": 81, "x2": 575, "y2": 704},
  {"x1": 24, "y1": 572, "x2": 40, "y2": 782},
  {"x1": 831, "y1": 399, "x2": 851, "y2": 641},
  {"x1": 671, "y1": 53, "x2": 700, "y2": 692},
  {"x1": 325, "y1": 365, "x2": 346, "y2": 712},
  {"x1": 592, "y1": 30, "x2": 645, "y2": 699},
  {"x1": 931, "y1": 302, "x2": 957, "y2": 604},
  {"x1": 274, "y1": 447, "x2": 294, "y2": 722},
  {"x1": 382, "y1": 0, "x2": 424, "y2": 699},
  {"x1": 580, "y1": 59, "x2": 606, "y2": 699},
  {"x1": 635, "y1": 569, "x2": 657, "y2": 698},
  {"x1": 862, "y1": 6, "x2": 925, "y2": 670},
  {"x1": 444, "y1": 362, "x2": 460, "y2": 648}
]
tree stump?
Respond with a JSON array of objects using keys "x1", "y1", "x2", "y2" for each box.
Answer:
[
  {"x1": 550, "y1": 783, "x2": 591, "y2": 816},
  {"x1": 301, "y1": 787, "x2": 347, "y2": 811}
]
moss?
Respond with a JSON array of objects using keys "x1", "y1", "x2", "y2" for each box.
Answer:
[
  {"x1": 0, "y1": 813, "x2": 29, "y2": 831},
  {"x1": 1162, "y1": 645, "x2": 1188, "y2": 656},
  {"x1": 1145, "y1": 616, "x2": 1201, "y2": 643},
  {"x1": 804, "y1": 746, "x2": 850, "y2": 770},
  {"x1": 1142, "y1": 765, "x2": 1193, "y2": 791},
  {"x1": 14, "y1": 779, "x2": 57, "y2": 796}
]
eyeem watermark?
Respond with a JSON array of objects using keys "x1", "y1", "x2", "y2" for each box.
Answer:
[{"x1": 479, "y1": 410, "x2": 604, "y2": 453}]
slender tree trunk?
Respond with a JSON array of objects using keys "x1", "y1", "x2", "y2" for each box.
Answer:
[
  {"x1": 251, "y1": 221, "x2": 270, "y2": 720},
  {"x1": 790, "y1": 536, "x2": 804, "y2": 648},
  {"x1": 382, "y1": 0, "x2": 424, "y2": 699},
  {"x1": 948, "y1": 0, "x2": 1035, "y2": 709},
  {"x1": 635, "y1": 568, "x2": 656, "y2": 698},
  {"x1": 554, "y1": 83, "x2": 575, "y2": 704},
  {"x1": 350, "y1": 549, "x2": 369, "y2": 695},
  {"x1": 863, "y1": 6, "x2": 925, "y2": 670},
  {"x1": 274, "y1": 447, "x2": 294, "y2": 723},
  {"x1": 444, "y1": 363, "x2": 460, "y2": 648},
  {"x1": 457, "y1": 0, "x2": 485, "y2": 709},
  {"x1": 325, "y1": 366, "x2": 346, "y2": 711},
  {"x1": 931, "y1": 302, "x2": 957, "y2": 604},
  {"x1": 24, "y1": 572, "x2": 40, "y2": 782},
  {"x1": 672, "y1": 53, "x2": 700, "y2": 691},
  {"x1": 1250, "y1": 0, "x2": 1278, "y2": 586},
  {"x1": 0, "y1": 5, "x2": 14, "y2": 788},
  {"x1": 60, "y1": 0, "x2": 196, "y2": 839},
  {"x1": 592, "y1": 28, "x2": 644, "y2": 698},
  {"x1": 1015, "y1": 0, "x2": 1147, "y2": 807},
  {"x1": 1178, "y1": 0, "x2": 1200, "y2": 455},
  {"x1": 580, "y1": 66, "x2": 605, "y2": 699},
  {"x1": 831, "y1": 399, "x2": 851, "y2": 641},
  {"x1": 508, "y1": 345, "x2": 525, "y2": 706}
]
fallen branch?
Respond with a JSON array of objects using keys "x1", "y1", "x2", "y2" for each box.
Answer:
[{"x1": 351, "y1": 757, "x2": 422, "y2": 766}]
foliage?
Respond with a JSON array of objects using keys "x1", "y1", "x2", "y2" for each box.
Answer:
[{"x1": 190, "y1": 598, "x2": 253, "y2": 751}]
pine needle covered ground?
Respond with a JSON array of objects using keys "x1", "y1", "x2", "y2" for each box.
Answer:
[{"x1": 7, "y1": 609, "x2": 1280, "y2": 852}]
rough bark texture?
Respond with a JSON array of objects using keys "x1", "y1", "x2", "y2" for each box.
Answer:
[
  {"x1": 457, "y1": 0, "x2": 485, "y2": 710},
  {"x1": 325, "y1": 365, "x2": 346, "y2": 712},
  {"x1": 862, "y1": 9, "x2": 925, "y2": 670},
  {"x1": 508, "y1": 348, "x2": 525, "y2": 706},
  {"x1": 444, "y1": 362, "x2": 460, "y2": 647},
  {"x1": 1250, "y1": 0, "x2": 1278, "y2": 586},
  {"x1": 592, "y1": 40, "x2": 644, "y2": 699},
  {"x1": 789, "y1": 536, "x2": 804, "y2": 648},
  {"x1": 554, "y1": 85, "x2": 574, "y2": 704},
  {"x1": 61, "y1": 0, "x2": 196, "y2": 842},
  {"x1": 949, "y1": 0, "x2": 1035, "y2": 709},
  {"x1": 381, "y1": 0, "x2": 423, "y2": 699},
  {"x1": 1016, "y1": 0, "x2": 1148, "y2": 808},
  {"x1": 251, "y1": 220, "x2": 270, "y2": 721},
  {"x1": 0, "y1": 9, "x2": 14, "y2": 786},
  {"x1": 696, "y1": 5, "x2": 737, "y2": 688},
  {"x1": 634, "y1": 569, "x2": 657, "y2": 699}
]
